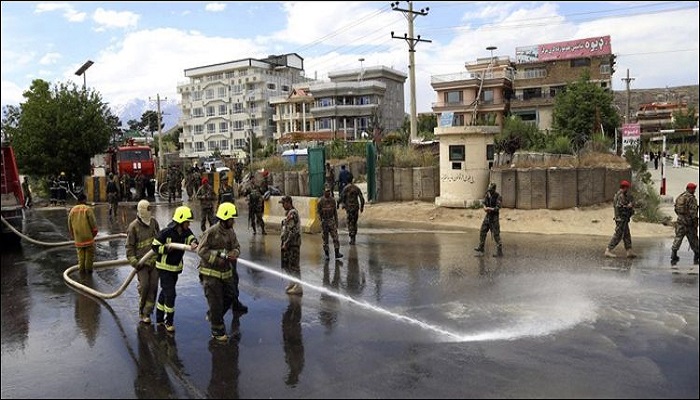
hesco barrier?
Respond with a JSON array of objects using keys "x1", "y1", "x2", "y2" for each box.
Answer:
[
  {"x1": 412, "y1": 167, "x2": 435, "y2": 201},
  {"x1": 393, "y1": 167, "x2": 414, "y2": 201},
  {"x1": 262, "y1": 195, "x2": 320, "y2": 234},
  {"x1": 378, "y1": 167, "x2": 394, "y2": 202},
  {"x1": 577, "y1": 167, "x2": 606, "y2": 206},
  {"x1": 605, "y1": 168, "x2": 631, "y2": 201},
  {"x1": 546, "y1": 167, "x2": 577, "y2": 209},
  {"x1": 490, "y1": 169, "x2": 516, "y2": 208},
  {"x1": 516, "y1": 168, "x2": 547, "y2": 209},
  {"x1": 284, "y1": 171, "x2": 300, "y2": 196}
]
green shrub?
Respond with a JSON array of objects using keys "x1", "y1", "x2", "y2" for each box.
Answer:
[{"x1": 379, "y1": 145, "x2": 437, "y2": 167}]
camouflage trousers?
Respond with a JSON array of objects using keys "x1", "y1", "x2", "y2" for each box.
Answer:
[
  {"x1": 478, "y1": 216, "x2": 502, "y2": 249},
  {"x1": 281, "y1": 246, "x2": 301, "y2": 278},
  {"x1": 345, "y1": 208, "x2": 360, "y2": 237},
  {"x1": 321, "y1": 219, "x2": 340, "y2": 252},
  {"x1": 201, "y1": 274, "x2": 236, "y2": 334},
  {"x1": 671, "y1": 223, "x2": 699, "y2": 253},
  {"x1": 201, "y1": 207, "x2": 216, "y2": 231},
  {"x1": 608, "y1": 219, "x2": 632, "y2": 250}
]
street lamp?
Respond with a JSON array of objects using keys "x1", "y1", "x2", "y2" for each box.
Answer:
[
  {"x1": 358, "y1": 57, "x2": 365, "y2": 82},
  {"x1": 74, "y1": 60, "x2": 94, "y2": 90}
]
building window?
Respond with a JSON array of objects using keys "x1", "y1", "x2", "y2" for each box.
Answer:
[
  {"x1": 519, "y1": 68, "x2": 546, "y2": 79},
  {"x1": 600, "y1": 64, "x2": 611, "y2": 75},
  {"x1": 207, "y1": 123, "x2": 215, "y2": 134},
  {"x1": 233, "y1": 103, "x2": 244, "y2": 114},
  {"x1": 319, "y1": 98, "x2": 332, "y2": 107},
  {"x1": 267, "y1": 83, "x2": 276, "y2": 90},
  {"x1": 206, "y1": 106, "x2": 215, "y2": 117},
  {"x1": 219, "y1": 105, "x2": 227, "y2": 116},
  {"x1": 208, "y1": 141, "x2": 218, "y2": 151},
  {"x1": 206, "y1": 89, "x2": 215, "y2": 99},
  {"x1": 449, "y1": 145, "x2": 465, "y2": 161},
  {"x1": 318, "y1": 118, "x2": 331, "y2": 130},
  {"x1": 570, "y1": 58, "x2": 591, "y2": 67},
  {"x1": 282, "y1": 85, "x2": 290, "y2": 92},
  {"x1": 220, "y1": 140, "x2": 229, "y2": 150},
  {"x1": 195, "y1": 142, "x2": 204, "y2": 152},
  {"x1": 219, "y1": 122, "x2": 228, "y2": 133},
  {"x1": 193, "y1": 108, "x2": 204, "y2": 118},
  {"x1": 194, "y1": 125, "x2": 204, "y2": 135},
  {"x1": 445, "y1": 91, "x2": 463, "y2": 104},
  {"x1": 523, "y1": 87, "x2": 542, "y2": 100},
  {"x1": 234, "y1": 138, "x2": 246, "y2": 149},
  {"x1": 218, "y1": 87, "x2": 227, "y2": 98},
  {"x1": 481, "y1": 89, "x2": 494, "y2": 104},
  {"x1": 192, "y1": 91, "x2": 202, "y2": 101},
  {"x1": 233, "y1": 121, "x2": 244, "y2": 131}
]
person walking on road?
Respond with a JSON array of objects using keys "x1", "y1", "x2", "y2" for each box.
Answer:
[
  {"x1": 246, "y1": 183, "x2": 266, "y2": 235},
  {"x1": 338, "y1": 177, "x2": 365, "y2": 245},
  {"x1": 670, "y1": 182, "x2": 699, "y2": 266},
  {"x1": 68, "y1": 192, "x2": 98, "y2": 275},
  {"x1": 337, "y1": 165, "x2": 353, "y2": 197},
  {"x1": 474, "y1": 182, "x2": 503, "y2": 257},
  {"x1": 197, "y1": 202, "x2": 247, "y2": 342},
  {"x1": 152, "y1": 206, "x2": 199, "y2": 333},
  {"x1": 126, "y1": 200, "x2": 161, "y2": 324},
  {"x1": 196, "y1": 177, "x2": 217, "y2": 233},
  {"x1": 605, "y1": 180, "x2": 636, "y2": 258},
  {"x1": 280, "y1": 195, "x2": 302, "y2": 295},
  {"x1": 317, "y1": 184, "x2": 343, "y2": 260}
]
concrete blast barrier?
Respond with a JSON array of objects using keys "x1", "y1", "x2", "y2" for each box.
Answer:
[
  {"x1": 284, "y1": 171, "x2": 300, "y2": 196},
  {"x1": 516, "y1": 168, "x2": 547, "y2": 209},
  {"x1": 297, "y1": 172, "x2": 309, "y2": 196},
  {"x1": 546, "y1": 167, "x2": 577, "y2": 209},
  {"x1": 412, "y1": 166, "x2": 436, "y2": 201},
  {"x1": 378, "y1": 167, "x2": 394, "y2": 202},
  {"x1": 490, "y1": 169, "x2": 516, "y2": 208},
  {"x1": 263, "y1": 195, "x2": 320, "y2": 234},
  {"x1": 577, "y1": 167, "x2": 606, "y2": 206},
  {"x1": 393, "y1": 167, "x2": 414, "y2": 201}
]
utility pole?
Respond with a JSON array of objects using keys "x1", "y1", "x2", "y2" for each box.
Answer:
[
  {"x1": 391, "y1": 1, "x2": 430, "y2": 143},
  {"x1": 621, "y1": 69, "x2": 635, "y2": 124},
  {"x1": 149, "y1": 94, "x2": 166, "y2": 170}
]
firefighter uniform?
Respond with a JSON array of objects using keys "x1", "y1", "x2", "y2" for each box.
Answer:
[
  {"x1": 126, "y1": 200, "x2": 161, "y2": 323},
  {"x1": 152, "y1": 206, "x2": 198, "y2": 332}
]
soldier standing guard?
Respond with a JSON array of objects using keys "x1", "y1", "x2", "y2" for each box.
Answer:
[{"x1": 474, "y1": 182, "x2": 504, "y2": 257}]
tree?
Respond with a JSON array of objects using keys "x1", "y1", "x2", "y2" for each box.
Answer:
[
  {"x1": 495, "y1": 115, "x2": 544, "y2": 158},
  {"x1": 551, "y1": 71, "x2": 621, "y2": 152},
  {"x1": 2, "y1": 79, "x2": 113, "y2": 178},
  {"x1": 672, "y1": 106, "x2": 697, "y2": 129},
  {"x1": 140, "y1": 110, "x2": 162, "y2": 137},
  {"x1": 417, "y1": 113, "x2": 437, "y2": 140}
]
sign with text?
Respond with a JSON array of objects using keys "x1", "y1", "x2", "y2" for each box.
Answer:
[
  {"x1": 440, "y1": 111, "x2": 454, "y2": 127},
  {"x1": 516, "y1": 35, "x2": 612, "y2": 63},
  {"x1": 621, "y1": 123, "x2": 641, "y2": 152}
]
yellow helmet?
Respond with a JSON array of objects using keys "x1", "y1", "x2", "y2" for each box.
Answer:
[
  {"x1": 172, "y1": 206, "x2": 194, "y2": 224},
  {"x1": 216, "y1": 202, "x2": 238, "y2": 221}
]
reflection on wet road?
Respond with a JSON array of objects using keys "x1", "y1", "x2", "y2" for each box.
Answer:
[{"x1": 1, "y1": 203, "x2": 698, "y2": 398}]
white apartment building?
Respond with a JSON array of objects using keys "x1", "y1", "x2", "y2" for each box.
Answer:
[
  {"x1": 270, "y1": 65, "x2": 407, "y2": 143},
  {"x1": 176, "y1": 53, "x2": 310, "y2": 161}
]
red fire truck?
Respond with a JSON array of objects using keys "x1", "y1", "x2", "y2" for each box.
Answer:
[
  {"x1": 1, "y1": 140, "x2": 25, "y2": 245},
  {"x1": 106, "y1": 139, "x2": 156, "y2": 198}
]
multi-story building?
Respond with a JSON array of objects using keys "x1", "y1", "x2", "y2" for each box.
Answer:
[
  {"x1": 270, "y1": 65, "x2": 407, "y2": 144},
  {"x1": 431, "y1": 55, "x2": 516, "y2": 128},
  {"x1": 176, "y1": 53, "x2": 310, "y2": 161},
  {"x1": 511, "y1": 36, "x2": 615, "y2": 130},
  {"x1": 430, "y1": 36, "x2": 616, "y2": 132}
]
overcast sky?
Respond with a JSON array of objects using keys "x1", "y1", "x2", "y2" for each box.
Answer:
[{"x1": 2, "y1": 1, "x2": 698, "y2": 114}]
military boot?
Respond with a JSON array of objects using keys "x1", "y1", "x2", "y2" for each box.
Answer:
[
  {"x1": 626, "y1": 249, "x2": 637, "y2": 259},
  {"x1": 493, "y1": 246, "x2": 503, "y2": 258},
  {"x1": 335, "y1": 248, "x2": 344, "y2": 259},
  {"x1": 693, "y1": 252, "x2": 699, "y2": 265},
  {"x1": 473, "y1": 245, "x2": 484, "y2": 253},
  {"x1": 349, "y1": 235, "x2": 356, "y2": 245},
  {"x1": 670, "y1": 250, "x2": 679, "y2": 266},
  {"x1": 604, "y1": 248, "x2": 616, "y2": 258},
  {"x1": 324, "y1": 248, "x2": 330, "y2": 260}
]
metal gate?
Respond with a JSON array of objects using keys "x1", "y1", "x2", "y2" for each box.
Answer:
[
  {"x1": 308, "y1": 147, "x2": 325, "y2": 198},
  {"x1": 366, "y1": 142, "x2": 377, "y2": 202}
]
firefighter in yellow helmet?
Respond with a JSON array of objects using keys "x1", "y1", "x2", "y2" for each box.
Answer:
[
  {"x1": 151, "y1": 206, "x2": 199, "y2": 333},
  {"x1": 197, "y1": 202, "x2": 247, "y2": 341}
]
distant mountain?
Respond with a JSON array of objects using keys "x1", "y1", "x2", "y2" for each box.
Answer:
[{"x1": 109, "y1": 98, "x2": 181, "y2": 131}]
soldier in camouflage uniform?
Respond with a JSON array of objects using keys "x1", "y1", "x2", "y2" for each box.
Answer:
[
  {"x1": 605, "y1": 180, "x2": 636, "y2": 258},
  {"x1": 218, "y1": 171, "x2": 235, "y2": 206},
  {"x1": 317, "y1": 184, "x2": 343, "y2": 260},
  {"x1": 338, "y1": 177, "x2": 365, "y2": 245},
  {"x1": 246, "y1": 183, "x2": 266, "y2": 235},
  {"x1": 196, "y1": 177, "x2": 217, "y2": 232},
  {"x1": 474, "y1": 182, "x2": 504, "y2": 257},
  {"x1": 671, "y1": 182, "x2": 699, "y2": 266},
  {"x1": 280, "y1": 195, "x2": 303, "y2": 295},
  {"x1": 197, "y1": 202, "x2": 246, "y2": 342},
  {"x1": 125, "y1": 200, "x2": 161, "y2": 324},
  {"x1": 167, "y1": 166, "x2": 180, "y2": 204}
]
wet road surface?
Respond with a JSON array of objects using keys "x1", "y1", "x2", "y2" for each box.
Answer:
[{"x1": 2, "y1": 200, "x2": 698, "y2": 398}]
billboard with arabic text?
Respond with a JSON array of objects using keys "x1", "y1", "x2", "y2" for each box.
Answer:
[{"x1": 516, "y1": 36, "x2": 611, "y2": 63}]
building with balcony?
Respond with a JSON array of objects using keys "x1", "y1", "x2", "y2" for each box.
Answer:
[
  {"x1": 431, "y1": 55, "x2": 516, "y2": 128},
  {"x1": 511, "y1": 36, "x2": 615, "y2": 130},
  {"x1": 431, "y1": 36, "x2": 616, "y2": 133},
  {"x1": 270, "y1": 65, "x2": 407, "y2": 145},
  {"x1": 176, "y1": 53, "x2": 311, "y2": 160}
]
